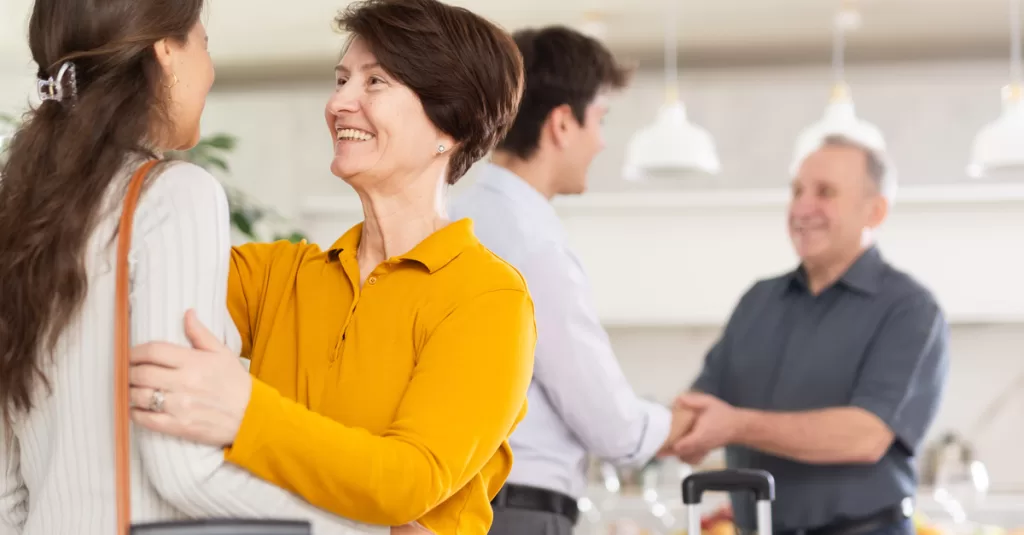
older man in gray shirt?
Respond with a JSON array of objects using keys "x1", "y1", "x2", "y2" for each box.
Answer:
[{"x1": 670, "y1": 136, "x2": 950, "y2": 535}]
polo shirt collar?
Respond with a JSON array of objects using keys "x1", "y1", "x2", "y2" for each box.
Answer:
[
  {"x1": 327, "y1": 218, "x2": 477, "y2": 273},
  {"x1": 789, "y1": 246, "x2": 884, "y2": 295}
]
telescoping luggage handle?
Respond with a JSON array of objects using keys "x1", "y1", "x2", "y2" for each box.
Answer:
[{"x1": 682, "y1": 469, "x2": 775, "y2": 535}]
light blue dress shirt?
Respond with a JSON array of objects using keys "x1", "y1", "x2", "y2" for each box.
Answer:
[{"x1": 449, "y1": 163, "x2": 672, "y2": 499}]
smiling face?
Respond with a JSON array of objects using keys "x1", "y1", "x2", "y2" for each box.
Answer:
[
  {"x1": 325, "y1": 37, "x2": 453, "y2": 189},
  {"x1": 788, "y1": 143, "x2": 887, "y2": 268}
]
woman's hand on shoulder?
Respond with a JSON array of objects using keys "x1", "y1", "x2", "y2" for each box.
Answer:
[{"x1": 129, "y1": 309, "x2": 252, "y2": 447}]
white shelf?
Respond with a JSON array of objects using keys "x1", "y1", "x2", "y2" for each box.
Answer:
[
  {"x1": 551, "y1": 183, "x2": 1024, "y2": 213},
  {"x1": 300, "y1": 182, "x2": 1024, "y2": 217},
  {"x1": 299, "y1": 182, "x2": 1024, "y2": 328}
]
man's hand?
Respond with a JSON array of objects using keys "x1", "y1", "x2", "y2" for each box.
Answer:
[
  {"x1": 670, "y1": 392, "x2": 748, "y2": 464},
  {"x1": 657, "y1": 406, "x2": 698, "y2": 457}
]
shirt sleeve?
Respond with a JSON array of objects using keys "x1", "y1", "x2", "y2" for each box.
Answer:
[
  {"x1": 849, "y1": 291, "x2": 950, "y2": 454},
  {"x1": 228, "y1": 241, "x2": 293, "y2": 359},
  {"x1": 691, "y1": 339, "x2": 727, "y2": 399},
  {"x1": 518, "y1": 244, "x2": 671, "y2": 466},
  {"x1": 129, "y1": 163, "x2": 386, "y2": 535},
  {"x1": 0, "y1": 427, "x2": 26, "y2": 534},
  {"x1": 690, "y1": 283, "x2": 759, "y2": 399},
  {"x1": 224, "y1": 288, "x2": 536, "y2": 526}
]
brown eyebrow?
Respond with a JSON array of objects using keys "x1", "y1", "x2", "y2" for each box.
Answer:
[{"x1": 334, "y1": 62, "x2": 381, "y2": 76}]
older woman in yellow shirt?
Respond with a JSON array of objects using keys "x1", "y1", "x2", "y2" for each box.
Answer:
[{"x1": 124, "y1": 0, "x2": 535, "y2": 533}]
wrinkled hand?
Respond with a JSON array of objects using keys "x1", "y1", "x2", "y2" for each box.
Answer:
[
  {"x1": 129, "y1": 309, "x2": 252, "y2": 447},
  {"x1": 657, "y1": 406, "x2": 698, "y2": 457},
  {"x1": 670, "y1": 392, "x2": 746, "y2": 464}
]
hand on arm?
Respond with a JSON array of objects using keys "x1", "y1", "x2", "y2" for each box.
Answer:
[{"x1": 124, "y1": 166, "x2": 386, "y2": 535}]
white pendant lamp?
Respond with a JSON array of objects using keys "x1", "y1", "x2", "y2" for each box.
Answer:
[
  {"x1": 789, "y1": 3, "x2": 887, "y2": 176},
  {"x1": 966, "y1": 0, "x2": 1024, "y2": 179},
  {"x1": 623, "y1": 0, "x2": 719, "y2": 181}
]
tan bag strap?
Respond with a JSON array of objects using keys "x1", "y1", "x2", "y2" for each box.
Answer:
[{"x1": 114, "y1": 159, "x2": 159, "y2": 535}]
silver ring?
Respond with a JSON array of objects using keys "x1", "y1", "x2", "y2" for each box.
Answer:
[{"x1": 149, "y1": 390, "x2": 165, "y2": 413}]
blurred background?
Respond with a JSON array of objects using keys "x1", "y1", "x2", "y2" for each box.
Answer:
[{"x1": 3, "y1": 0, "x2": 1024, "y2": 533}]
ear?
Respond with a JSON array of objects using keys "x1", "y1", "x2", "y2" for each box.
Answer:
[
  {"x1": 545, "y1": 104, "x2": 575, "y2": 150},
  {"x1": 152, "y1": 38, "x2": 175, "y2": 74},
  {"x1": 436, "y1": 134, "x2": 456, "y2": 155},
  {"x1": 867, "y1": 194, "x2": 888, "y2": 228}
]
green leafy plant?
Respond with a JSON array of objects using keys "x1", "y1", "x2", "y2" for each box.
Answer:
[
  {"x1": 0, "y1": 112, "x2": 305, "y2": 243},
  {"x1": 166, "y1": 134, "x2": 306, "y2": 243}
]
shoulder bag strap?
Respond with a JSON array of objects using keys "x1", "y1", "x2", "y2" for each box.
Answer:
[{"x1": 114, "y1": 159, "x2": 159, "y2": 535}]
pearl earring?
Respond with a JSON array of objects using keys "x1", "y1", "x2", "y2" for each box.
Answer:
[{"x1": 437, "y1": 144, "x2": 446, "y2": 154}]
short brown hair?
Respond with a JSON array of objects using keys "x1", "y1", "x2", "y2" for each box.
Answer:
[
  {"x1": 335, "y1": 0, "x2": 524, "y2": 184},
  {"x1": 496, "y1": 26, "x2": 632, "y2": 159}
]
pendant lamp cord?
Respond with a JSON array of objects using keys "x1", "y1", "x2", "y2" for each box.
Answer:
[
  {"x1": 832, "y1": 3, "x2": 847, "y2": 87},
  {"x1": 664, "y1": 0, "x2": 679, "y2": 102},
  {"x1": 1011, "y1": 0, "x2": 1022, "y2": 86}
]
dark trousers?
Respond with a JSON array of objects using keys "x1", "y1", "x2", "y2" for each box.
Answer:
[{"x1": 488, "y1": 507, "x2": 574, "y2": 535}]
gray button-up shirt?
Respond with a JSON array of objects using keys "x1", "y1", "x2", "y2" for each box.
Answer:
[
  {"x1": 450, "y1": 164, "x2": 671, "y2": 499},
  {"x1": 692, "y1": 247, "x2": 950, "y2": 531}
]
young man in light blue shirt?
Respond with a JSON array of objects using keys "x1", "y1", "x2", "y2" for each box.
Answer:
[{"x1": 450, "y1": 26, "x2": 695, "y2": 535}]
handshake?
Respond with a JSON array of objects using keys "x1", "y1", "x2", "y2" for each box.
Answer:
[{"x1": 656, "y1": 392, "x2": 749, "y2": 465}]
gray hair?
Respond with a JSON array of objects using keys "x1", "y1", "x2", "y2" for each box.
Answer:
[{"x1": 819, "y1": 134, "x2": 898, "y2": 203}]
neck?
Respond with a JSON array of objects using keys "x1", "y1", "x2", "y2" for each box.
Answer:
[
  {"x1": 491, "y1": 151, "x2": 559, "y2": 200},
  {"x1": 353, "y1": 168, "x2": 448, "y2": 269},
  {"x1": 804, "y1": 243, "x2": 870, "y2": 294}
]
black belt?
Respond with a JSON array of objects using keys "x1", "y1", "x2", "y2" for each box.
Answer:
[
  {"x1": 776, "y1": 503, "x2": 911, "y2": 535},
  {"x1": 490, "y1": 484, "x2": 580, "y2": 525}
]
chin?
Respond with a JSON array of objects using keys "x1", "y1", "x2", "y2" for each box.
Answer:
[
  {"x1": 330, "y1": 158, "x2": 369, "y2": 183},
  {"x1": 790, "y1": 237, "x2": 824, "y2": 263},
  {"x1": 174, "y1": 130, "x2": 202, "y2": 152}
]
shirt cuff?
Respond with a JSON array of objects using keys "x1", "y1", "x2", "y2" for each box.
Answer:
[
  {"x1": 224, "y1": 378, "x2": 279, "y2": 468},
  {"x1": 625, "y1": 400, "x2": 672, "y2": 466}
]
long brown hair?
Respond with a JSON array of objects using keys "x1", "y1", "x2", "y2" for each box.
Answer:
[{"x1": 0, "y1": 0, "x2": 204, "y2": 428}]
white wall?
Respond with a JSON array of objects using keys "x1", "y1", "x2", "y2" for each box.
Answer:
[{"x1": 3, "y1": 57, "x2": 1019, "y2": 207}]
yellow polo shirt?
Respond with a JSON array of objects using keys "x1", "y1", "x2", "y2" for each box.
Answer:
[{"x1": 223, "y1": 219, "x2": 536, "y2": 534}]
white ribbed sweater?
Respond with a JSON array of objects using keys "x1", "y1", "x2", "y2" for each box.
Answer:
[{"x1": 0, "y1": 161, "x2": 387, "y2": 535}]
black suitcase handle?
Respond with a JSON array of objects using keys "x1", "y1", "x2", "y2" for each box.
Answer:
[{"x1": 682, "y1": 469, "x2": 775, "y2": 504}]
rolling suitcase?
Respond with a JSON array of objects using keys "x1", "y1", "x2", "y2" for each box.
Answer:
[{"x1": 682, "y1": 469, "x2": 776, "y2": 535}]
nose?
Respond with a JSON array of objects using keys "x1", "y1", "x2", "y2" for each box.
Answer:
[
  {"x1": 789, "y1": 191, "x2": 818, "y2": 218},
  {"x1": 327, "y1": 83, "x2": 361, "y2": 116}
]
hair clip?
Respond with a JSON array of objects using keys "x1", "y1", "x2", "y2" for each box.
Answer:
[{"x1": 37, "y1": 62, "x2": 78, "y2": 103}]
